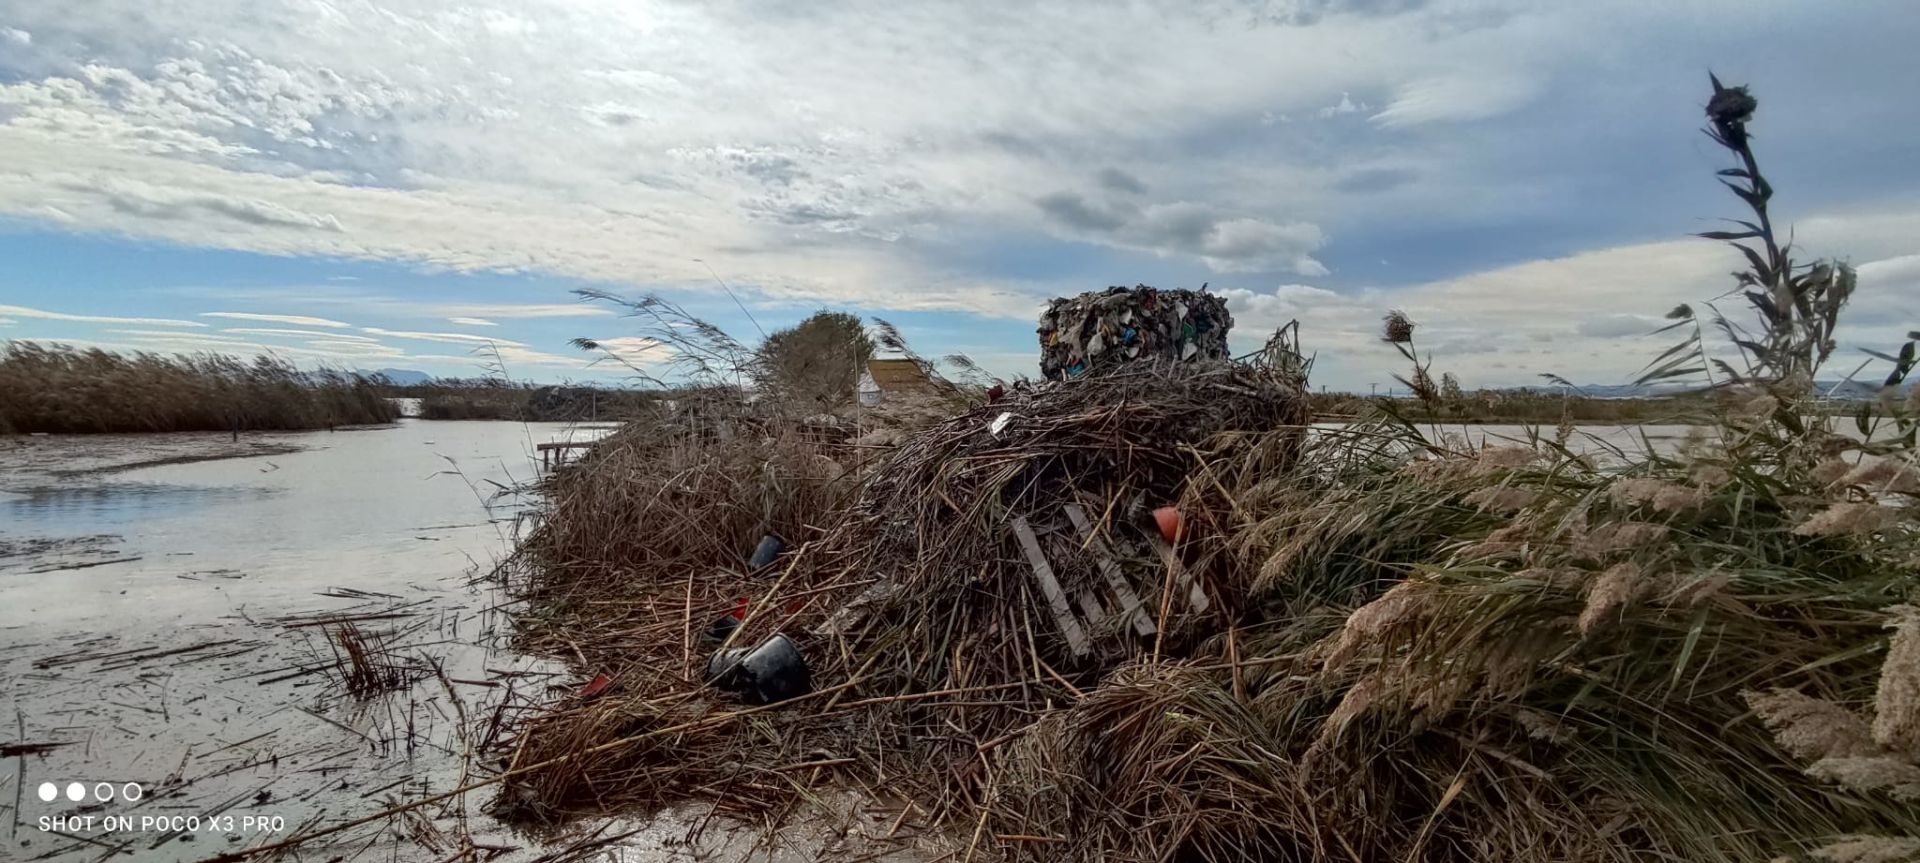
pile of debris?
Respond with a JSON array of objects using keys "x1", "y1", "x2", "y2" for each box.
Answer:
[
  {"x1": 490, "y1": 351, "x2": 1311, "y2": 828},
  {"x1": 1038, "y1": 285, "x2": 1234, "y2": 380},
  {"x1": 807, "y1": 359, "x2": 1309, "y2": 723}
]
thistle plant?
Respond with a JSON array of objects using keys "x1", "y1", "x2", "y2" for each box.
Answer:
[{"x1": 1381, "y1": 309, "x2": 1439, "y2": 403}]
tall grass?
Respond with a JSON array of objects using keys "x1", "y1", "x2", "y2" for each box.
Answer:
[
  {"x1": 1041, "y1": 72, "x2": 1920, "y2": 863},
  {"x1": 1312, "y1": 389, "x2": 1716, "y2": 424},
  {"x1": 0, "y1": 342, "x2": 397, "y2": 434},
  {"x1": 396, "y1": 380, "x2": 653, "y2": 422}
]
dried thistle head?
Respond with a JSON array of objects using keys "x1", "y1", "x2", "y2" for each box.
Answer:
[
  {"x1": 1381, "y1": 309, "x2": 1415, "y2": 344},
  {"x1": 1706, "y1": 74, "x2": 1758, "y2": 147}
]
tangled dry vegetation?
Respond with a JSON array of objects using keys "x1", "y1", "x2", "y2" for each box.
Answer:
[
  {"x1": 0, "y1": 342, "x2": 396, "y2": 433},
  {"x1": 485, "y1": 78, "x2": 1920, "y2": 862}
]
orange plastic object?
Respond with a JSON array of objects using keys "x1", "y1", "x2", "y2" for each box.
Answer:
[{"x1": 1152, "y1": 506, "x2": 1184, "y2": 543}]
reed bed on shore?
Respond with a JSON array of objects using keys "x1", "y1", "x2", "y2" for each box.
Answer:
[{"x1": 0, "y1": 342, "x2": 396, "y2": 433}]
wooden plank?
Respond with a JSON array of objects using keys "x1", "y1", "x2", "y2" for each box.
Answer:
[
  {"x1": 1074, "y1": 588, "x2": 1108, "y2": 630},
  {"x1": 1145, "y1": 531, "x2": 1211, "y2": 614},
  {"x1": 1064, "y1": 503, "x2": 1156, "y2": 637},
  {"x1": 1009, "y1": 516, "x2": 1091, "y2": 657}
]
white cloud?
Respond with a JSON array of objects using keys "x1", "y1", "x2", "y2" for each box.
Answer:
[
  {"x1": 0, "y1": 0, "x2": 1535, "y2": 312},
  {"x1": 302, "y1": 339, "x2": 408, "y2": 358},
  {"x1": 1370, "y1": 73, "x2": 1540, "y2": 128},
  {"x1": 447, "y1": 317, "x2": 498, "y2": 327},
  {"x1": 1317, "y1": 92, "x2": 1366, "y2": 118},
  {"x1": 1035, "y1": 196, "x2": 1329, "y2": 276},
  {"x1": 14, "y1": 333, "x2": 394, "y2": 364},
  {"x1": 408, "y1": 347, "x2": 587, "y2": 369},
  {"x1": 1575, "y1": 314, "x2": 1666, "y2": 339},
  {"x1": 440, "y1": 305, "x2": 614, "y2": 319},
  {"x1": 0, "y1": 317, "x2": 15, "y2": 326},
  {"x1": 105, "y1": 329, "x2": 259, "y2": 343},
  {"x1": 202, "y1": 312, "x2": 351, "y2": 327},
  {"x1": 0, "y1": 0, "x2": 1912, "y2": 346},
  {"x1": 0, "y1": 303, "x2": 205, "y2": 327},
  {"x1": 585, "y1": 335, "x2": 674, "y2": 366},
  {"x1": 362, "y1": 327, "x2": 527, "y2": 347},
  {"x1": 1222, "y1": 205, "x2": 1920, "y2": 390},
  {"x1": 220, "y1": 327, "x2": 379, "y2": 342},
  {"x1": 1219, "y1": 283, "x2": 1356, "y2": 325}
]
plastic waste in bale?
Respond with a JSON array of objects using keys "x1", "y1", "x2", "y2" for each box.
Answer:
[
  {"x1": 747, "y1": 534, "x2": 784, "y2": 570},
  {"x1": 705, "y1": 633, "x2": 812, "y2": 704},
  {"x1": 1037, "y1": 285, "x2": 1233, "y2": 380}
]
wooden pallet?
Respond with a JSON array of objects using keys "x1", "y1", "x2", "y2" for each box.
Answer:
[{"x1": 1008, "y1": 503, "x2": 1209, "y2": 658}]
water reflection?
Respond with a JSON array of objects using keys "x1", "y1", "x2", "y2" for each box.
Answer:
[{"x1": 3, "y1": 482, "x2": 273, "y2": 532}]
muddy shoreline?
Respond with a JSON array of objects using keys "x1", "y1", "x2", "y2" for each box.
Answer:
[{"x1": 0, "y1": 422, "x2": 941, "y2": 862}]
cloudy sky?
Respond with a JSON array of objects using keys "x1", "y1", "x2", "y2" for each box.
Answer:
[{"x1": 1, "y1": 0, "x2": 1916, "y2": 390}]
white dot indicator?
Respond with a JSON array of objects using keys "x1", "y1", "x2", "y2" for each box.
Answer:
[
  {"x1": 93, "y1": 783, "x2": 115, "y2": 802},
  {"x1": 36, "y1": 783, "x2": 56, "y2": 802},
  {"x1": 122, "y1": 783, "x2": 143, "y2": 802},
  {"x1": 65, "y1": 782, "x2": 85, "y2": 802}
]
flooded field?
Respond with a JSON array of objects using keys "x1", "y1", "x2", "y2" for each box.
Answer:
[{"x1": 0, "y1": 421, "x2": 935, "y2": 862}]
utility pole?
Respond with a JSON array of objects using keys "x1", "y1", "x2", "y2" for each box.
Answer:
[{"x1": 1370, "y1": 382, "x2": 1378, "y2": 397}]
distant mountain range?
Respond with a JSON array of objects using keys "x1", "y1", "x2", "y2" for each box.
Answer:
[{"x1": 371, "y1": 368, "x2": 433, "y2": 385}]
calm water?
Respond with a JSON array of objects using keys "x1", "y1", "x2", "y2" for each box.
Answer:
[
  {"x1": 0, "y1": 420, "x2": 605, "y2": 861},
  {"x1": 0, "y1": 420, "x2": 928, "y2": 863},
  {"x1": 0, "y1": 421, "x2": 590, "y2": 626}
]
